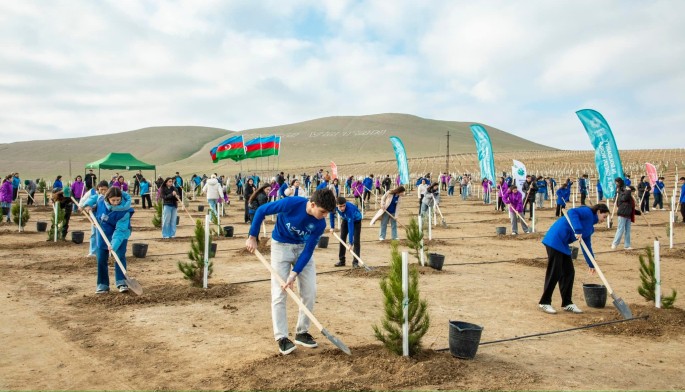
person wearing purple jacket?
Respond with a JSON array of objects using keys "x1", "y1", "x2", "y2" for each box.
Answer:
[
  {"x1": 269, "y1": 180, "x2": 281, "y2": 201},
  {"x1": 245, "y1": 189, "x2": 336, "y2": 355},
  {"x1": 352, "y1": 179, "x2": 364, "y2": 208},
  {"x1": 503, "y1": 184, "x2": 530, "y2": 235},
  {"x1": 71, "y1": 175, "x2": 85, "y2": 212},
  {"x1": 112, "y1": 176, "x2": 129, "y2": 193},
  {"x1": 1, "y1": 175, "x2": 13, "y2": 223},
  {"x1": 496, "y1": 177, "x2": 508, "y2": 211}
]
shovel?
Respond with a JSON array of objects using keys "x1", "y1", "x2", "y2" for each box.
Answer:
[
  {"x1": 434, "y1": 203, "x2": 447, "y2": 228},
  {"x1": 509, "y1": 206, "x2": 531, "y2": 231},
  {"x1": 331, "y1": 231, "x2": 373, "y2": 271},
  {"x1": 80, "y1": 207, "x2": 143, "y2": 296},
  {"x1": 175, "y1": 194, "x2": 195, "y2": 222},
  {"x1": 562, "y1": 211, "x2": 632, "y2": 319},
  {"x1": 253, "y1": 249, "x2": 351, "y2": 355}
]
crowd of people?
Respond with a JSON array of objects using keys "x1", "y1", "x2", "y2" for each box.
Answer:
[{"x1": 5, "y1": 165, "x2": 685, "y2": 356}]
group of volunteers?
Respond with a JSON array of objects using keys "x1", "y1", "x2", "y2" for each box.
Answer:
[{"x1": 8, "y1": 164, "x2": 685, "y2": 357}]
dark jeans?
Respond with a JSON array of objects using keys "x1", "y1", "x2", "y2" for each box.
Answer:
[
  {"x1": 142, "y1": 194, "x2": 152, "y2": 209},
  {"x1": 12, "y1": 187, "x2": 18, "y2": 201},
  {"x1": 681, "y1": 202, "x2": 685, "y2": 222},
  {"x1": 363, "y1": 190, "x2": 371, "y2": 202},
  {"x1": 555, "y1": 204, "x2": 566, "y2": 217},
  {"x1": 339, "y1": 220, "x2": 361, "y2": 263},
  {"x1": 539, "y1": 245, "x2": 575, "y2": 307},
  {"x1": 27, "y1": 191, "x2": 35, "y2": 205},
  {"x1": 652, "y1": 193, "x2": 663, "y2": 209},
  {"x1": 497, "y1": 196, "x2": 505, "y2": 211},
  {"x1": 524, "y1": 197, "x2": 535, "y2": 219},
  {"x1": 580, "y1": 192, "x2": 587, "y2": 205},
  {"x1": 640, "y1": 194, "x2": 650, "y2": 212},
  {"x1": 133, "y1": 182, "x2": 140, "y2": 196}
]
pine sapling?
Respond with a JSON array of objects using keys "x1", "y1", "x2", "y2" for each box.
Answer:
[
  {"x1": 404, "y1": 217, "x2": 426, "y2": 264},
  {"x1": 178, "y1": 219, "x2": 213, "y2": 287},
  {"x1": 152, "y1": 202, "x2": 162, "y2": 228},
  {"x1": 11, "y1": 200, "x2": 30, "y2": 227},
  {"x1": 637, "y1": 247, "x2": 677, "y2": 309},
  {"x1": 372, "y1": 242, "x2": 430, "y2": 356},
  {"x1": 210, "y1": 211, "x2": 225, "y2": 236}
]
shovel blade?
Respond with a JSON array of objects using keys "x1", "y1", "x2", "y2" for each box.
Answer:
[
  {"x1": 126, "y1": 277, "x2": 143, "y2": 296},
  {"x1": 321, "y1": 328, "x2": 351, "y2": 355},
  {"x1": 611, "y1": 293, "x2": 632, "y2": 319}
]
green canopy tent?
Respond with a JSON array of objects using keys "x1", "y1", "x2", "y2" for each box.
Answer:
[{"x1": 85, "y1": 152, "x2": 156, "y2": 190}]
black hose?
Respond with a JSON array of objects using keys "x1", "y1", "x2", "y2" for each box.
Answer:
[{"x1": 434, "y1": 315, "x2": 649, "y2": 351}]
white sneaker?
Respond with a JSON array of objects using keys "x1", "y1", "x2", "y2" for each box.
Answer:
[
  {"x1": 511, "y1": 232, "x2": 518, "y2": 235},
  {"x1": 539, "y1": 304, "x2": 557, "y2": 314},
  {"x1": 87, "y1": 253, "x2": 95, "y2": 257},
  {"x1": 563, "y1": 303, "x2": 583, "y2": 314},
  {"x1": 625, "y1": 247, "x2": 633, "y2": 250},
  {"x1": 379, "y1": 237, "x2": 385, "y2": 241},
  {"x1": 611, "y1": 243, "x2": 616, "y2": 250}
]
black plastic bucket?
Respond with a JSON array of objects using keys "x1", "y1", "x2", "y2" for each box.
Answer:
[
  {"x1": 428, "y1": 253, "x2": 445, "y2": 271},
  {"x1": 132, "y1": 243, "x2": 148, "y2": 258},
  {"x1": 71, "y1": 231, "x2": 84, "y2": 244},
  {"x1": 570, "y1": 246, "x2": 579, "y2": 260},
  {"x1": 36, "y1": 221, "x2": 47, "y2": 232},
  {"x1": 496, "y1": 227, "x2": 506, "y2": 235},
  {"x1": 209, "y1": 243, "x2": 217, "y2": 258},
  {"x1": 318, "y1": 236, "x2": 329, "y2": 248},
  {"x1": 198, "y1": 205, "x2": 205, "y2": 212},
  {"x1": 448, "y1": 321, "x2": 483, "y2": 359},
  {"x1": 583, "y1": 283, "x2": 607, "y2": 308},
  {"x1": 223, "y1": 226, "x2": 234, "y2": 237}
]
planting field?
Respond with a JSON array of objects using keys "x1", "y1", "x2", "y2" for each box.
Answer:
[{"x1": 2, "y1": 182, "x2": 685, "y2": 391}]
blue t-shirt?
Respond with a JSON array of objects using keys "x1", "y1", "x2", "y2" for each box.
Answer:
[
  {"x1": 249, "y1": 197, "x2": 326, "y2": 273},
  {"x1": 386, "y1": 194, "x2": 400, "y2": 214},
  {"x1": 542, "y1": 206, "x2": 597, "y2": 268}
]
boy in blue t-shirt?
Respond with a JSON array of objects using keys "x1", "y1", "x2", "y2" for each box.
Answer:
[
  {"x1": 245, "y1": 189, "x2": 336, "y2": 355},
  {"x1": 332, "y1": 197, "x2": 362, "y2": 268}
]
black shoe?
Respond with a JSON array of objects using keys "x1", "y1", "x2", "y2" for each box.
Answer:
[
  {"x1": 352, "y1": 261, "x2": 359, "y2": 268},
  {"x1": 278, "y1": 337, "x2": 296, "y2": 355},
  {"x1": 334, "y1": 261, "x2": 346, "y2": 267},
  {"x1": 294, "y1": 332, "x2": 318, "y2": 348}
]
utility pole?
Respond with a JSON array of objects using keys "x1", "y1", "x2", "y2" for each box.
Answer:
[{"x1": 445, "y1": 131, "x2": 450, "y2": 174}]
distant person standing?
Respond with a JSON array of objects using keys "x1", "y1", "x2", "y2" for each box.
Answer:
[
  {"x1": 1, "y1": 175, "x2": 12, "y2": 223},
  {"x1": 637, "y1": 175, "x2": 651, "y2": 214},
  {"x1": 12, "y1": 173, "x2": 20, "y2": 201},
  {"x1": 652, "y1": 176, "x2": 665, "y2": 210},
  {"x1": 112, "y1": 176, "x2": 129, "y2": 193},
  {"x1": 333, "y1": 196, "x2": 363, "y2": 267},
  {"x1": 202, "y1": 174, "x2": 224, "y2": 217},
  {"x1": 85, "y1": 169, "x2": 97, "y2": 191},
  {"x1": 53, "y1": 175, "x2": 63, "y2": 191},
  {"x1": 611, "y1": 178, "x2": 635, "y2": 250},
  {"x1": 579, "y1": 174, "x2": 588, "y2": 206},
  {"x1": 133, "y1": 170, "x2": 143, "y2": 196},
  {"x1": 243, "y1": 178, "x2": 256, "y2": 223},
  {"x1": 378, "y1": 186, "x2": 405, "y2": 241},
  {"x1": 71, "y1": 175, "x2": 85, "y2": 211},
  {"x1": 24, "y1": 179, "x2": 37, "y2": 206},
  {"x1": 174, "y1": 172, "x2": 184, "y2": 199},
  {"x1": 678, "y1": 177, "x2": 685, "y2": 223},
  {"x1": 140, "y1": 178, "x2": 152, "y2": 209},
  {"x1": 160, "y1": 177, "x2": 178, "y2": 239},
  {"x1": 555, "y1": 183, "x2": 570, "y2": 217}
]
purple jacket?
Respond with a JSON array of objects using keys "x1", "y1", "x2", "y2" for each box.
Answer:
[
  {"x1": 498, "y1": 182, "x2": 508, "y2": 197},
  {"x1": 71, "y1": 180, "x2": 85, "y2": 199},
  {"x1": 268, "y1": 182, "x2": 280, "y2": 198},
  {"x1": 482, "y1": 179, "x2": 492, "y2": 192},
  {"x1": 0, "y1": 181, "x2": 12, "y2": 203},
  {"x1": 503, "y1": 190, "x2": 524, "y2": 213},
  {"x1": 112, "y1": 181, "x2": 129, "y2": 192},
  {"x1": 353, "y1": 181, "x2": 364, "y2": 197}
]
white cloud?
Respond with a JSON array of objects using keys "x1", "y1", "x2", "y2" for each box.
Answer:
[{"x1": 0, "y1": 0, "x2": 684, "y2": 150}]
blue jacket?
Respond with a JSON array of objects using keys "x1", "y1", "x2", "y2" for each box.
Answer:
[
  {"x1": 12, "y1": 176, "x2": 20, "y2": 189},
  {"x1": 596, "y1": 181, "x2": 603, "y2": 193},
  {"x1": 316, "y1": 181, "x2": 328, "y2": 191},
  {"x1": 336, "y1": 202, "x2": 362, "y2": 243},
  {"x1": 83, "y1": 192, "x2": 133, "y2": 251},
  {"x1": 140, "y1": 181, "x2": 150, "y2": 195},
  {"x1": 54, "y1": 179, "x2": 63, "y2": 190},
  {"x1": 680, "y1": 183, "x2": 685, "y2": 203},
  {"x1": 363, "y1": 177, "x2": 373, "y2": 191},
  {"x1": 542, "y1": 206, "x2": 597, "y2": 268},
  {"x1": 579, "y1": 178, "x2": 587, "y2": 194},
  {"x1": 556, "y1": 188, "x2": 570, "y2": 206},
  {"x1": 625, "y1": 178, "x2": 632, "y2": 187},
  {"x1": 249, "y1": 197, "x2": 326, "y2": 274},
  {"x1": 653, "y1": 181, "x2": 664, "y2": 195},
  {"x1": 536, "y1": 180, "x2": 547, "y2": 194}
]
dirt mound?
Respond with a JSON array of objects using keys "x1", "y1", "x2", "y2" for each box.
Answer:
[
  {"x1": 235, "y1": 242, "x2": 271, "y2": 256},
  {"x1": 512, "y1": 257, "x2": 547, "y2": 268},
  {"x1": 341, "y1": 264, "x2": 449, "y2": 279},
  {"x1": 662, "y1": 247, "x2": 685, "y2": 259},
  {"x1": 71, "y1": 283, "x2": 240, "y2": 307},
  {"x1": 221, "y1": 344, "x2": 538, "y2": 391},
  {"x1": 584, "y1": 304, "x2": 685, "y2": 338},
  {"x1": 496, "y1": 232, "x2": 545, "y2": 241}
]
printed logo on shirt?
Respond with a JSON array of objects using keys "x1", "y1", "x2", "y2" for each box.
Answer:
[{"x1": 285, "y1": 222, "x2": 311, "y2": 238}]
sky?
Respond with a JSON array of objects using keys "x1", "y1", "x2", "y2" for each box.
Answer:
[{"x1": 1, "y1": 0, "x2": 684, "y2": 149}]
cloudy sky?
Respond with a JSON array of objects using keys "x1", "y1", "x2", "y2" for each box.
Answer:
[{"x1": 1, "y1": 0, "x2": 683, "y2": 149}]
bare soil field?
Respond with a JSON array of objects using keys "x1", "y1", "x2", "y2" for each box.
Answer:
[{"x1": 2, "y1": 171, "x2": 685, "y2": 390}]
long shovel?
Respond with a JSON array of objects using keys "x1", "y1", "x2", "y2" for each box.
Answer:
[
  {"x1": 175, "y1": 195, "x2": 195, "y2": 222},
  {"x1": 562, "y1": 211, "x2": 632, "y2": 319},
  {"x1": 434, "y1": 203, "x2": 447, "y2": 228},
  {"x1": 509, "y1": 206, "x2": 531, "y2": 230},
  {"x1": 331, "y1": 232, "x2": 372, "y2": 271},
  {"x1": 253, "y1": 249, "x2": 351, "y2": 355},
  {"x1": 82, "y1": 208, "x2": 143, "y2": 296}
]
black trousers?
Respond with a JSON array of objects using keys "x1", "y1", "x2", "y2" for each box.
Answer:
[
  {"x1": 555, "y1": 204, "x2": 565, "y2": 217},
  {"x1": 142, "y1": 194, "x2": 152, "y2": 209},
  {"x1": 580, "y1": 192, "x2": 587, "y2": 205},
  {"x1": 339, "y1": 220, "x2": 361, "y2": 263},
  {"x1": 418, "y1": 195, "x2": 424, "y2": 215},
  {"x1": 652, "y1": 193, "x2": 663, "y2": 209},
  {"x1": 363, "y1": 190, "x2": 371, "y2": 202},
  {"x1": 524, "y1": 197, "x2": 535, "y2": 219},
  {"x1": 27, "y1": 191, "x2": 35, "y2": 205},
  {"x1": 640, "y1": 194, "x2": 650, "y2": 212},
  {"x1": 497, "y1": 196, "x2": 505, "y2": 211},
  {"x1": 133, "y1": 182, "x2": 140, "y2": 196},
  {"x1": 681, "y1": 202, "x2": 685, "y2": 222},
  {"x1": 539, "y1": 245, "x2": 575, "y2": 307}
]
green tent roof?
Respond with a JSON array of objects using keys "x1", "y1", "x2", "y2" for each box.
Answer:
[{"x1": 85, "y1": 153, "x2": 156, "y2": 170}]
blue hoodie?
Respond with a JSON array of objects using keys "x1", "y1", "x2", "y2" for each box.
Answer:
[
  {"x1": 556, "y1": 187, "x2": 570, "y2": 206},
  {"x1": 680, "y1": 183, "x2": 685, "y2": 203},
  {"x1": 542, "y1": 206, "x2": 597, "y2": 268},
  {"x1": 83, "y1": 191, "x2": 133, "y2": 251},
  {"x1": 336, "y1": 202, "x2": 362, "y2": 243},
  {"x1": 249, "y1": 197, "x2": 326, "y2": 274},
  {"x1": 363, "y1": 177, "x2": 373, "y2": 191},
  {"x1": 653, "y1": 181, "x2": 664, "y2": 195}
]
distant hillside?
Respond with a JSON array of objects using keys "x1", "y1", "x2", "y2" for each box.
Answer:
[
  {"x1": 0, "y1": 126, "x2": 229, "y2": 179},
  {"x1": 163, "y1": 113, "x2": 554, "y2": 175},
  {"x1": 1, "y1": 114, "x2": 554, "y2": 179}
]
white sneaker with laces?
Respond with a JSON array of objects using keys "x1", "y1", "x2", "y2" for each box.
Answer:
[
  {"x1": 539, "y1": 304, "x2": 557, "y2": 314},
  {"x1": 564, "y1": 303, "x2": 583, "y2": 314},
  {"x1": 611, "y1": 243, "x2": 616, "y2": 250}
]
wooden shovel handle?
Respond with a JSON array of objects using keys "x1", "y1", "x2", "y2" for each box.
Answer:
[
  {"x1": 253, "y1": 249, "x2": 324, "y2": 332},
  {"x1": 175, "y1": 195, "x2": 195, "y2": 222},
  {"x1": 561, "y1": 211, "x2": 614, "y2": 295}
]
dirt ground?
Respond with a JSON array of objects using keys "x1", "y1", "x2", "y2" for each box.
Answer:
[{"x1": 1, "y1": 187, "x2": 684, "y2": 391}]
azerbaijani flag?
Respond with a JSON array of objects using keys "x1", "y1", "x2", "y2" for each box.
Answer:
[
  {"x1": 209, "y1": 135, "x2": 245, "y2": 163},
  {"x1": 261, "y1": 135, "x2": 279, "y2": 157},
  {"x1": 245, "y1": 136, "x2": 263, "y2": 159}
]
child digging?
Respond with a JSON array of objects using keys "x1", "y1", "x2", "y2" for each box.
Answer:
[
  {"x1": 333, "y1": 196, "x2": 363, "y2": 268},
  {"x1": 82, "y1": 186, "x2": 134, "y2": 294}
]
